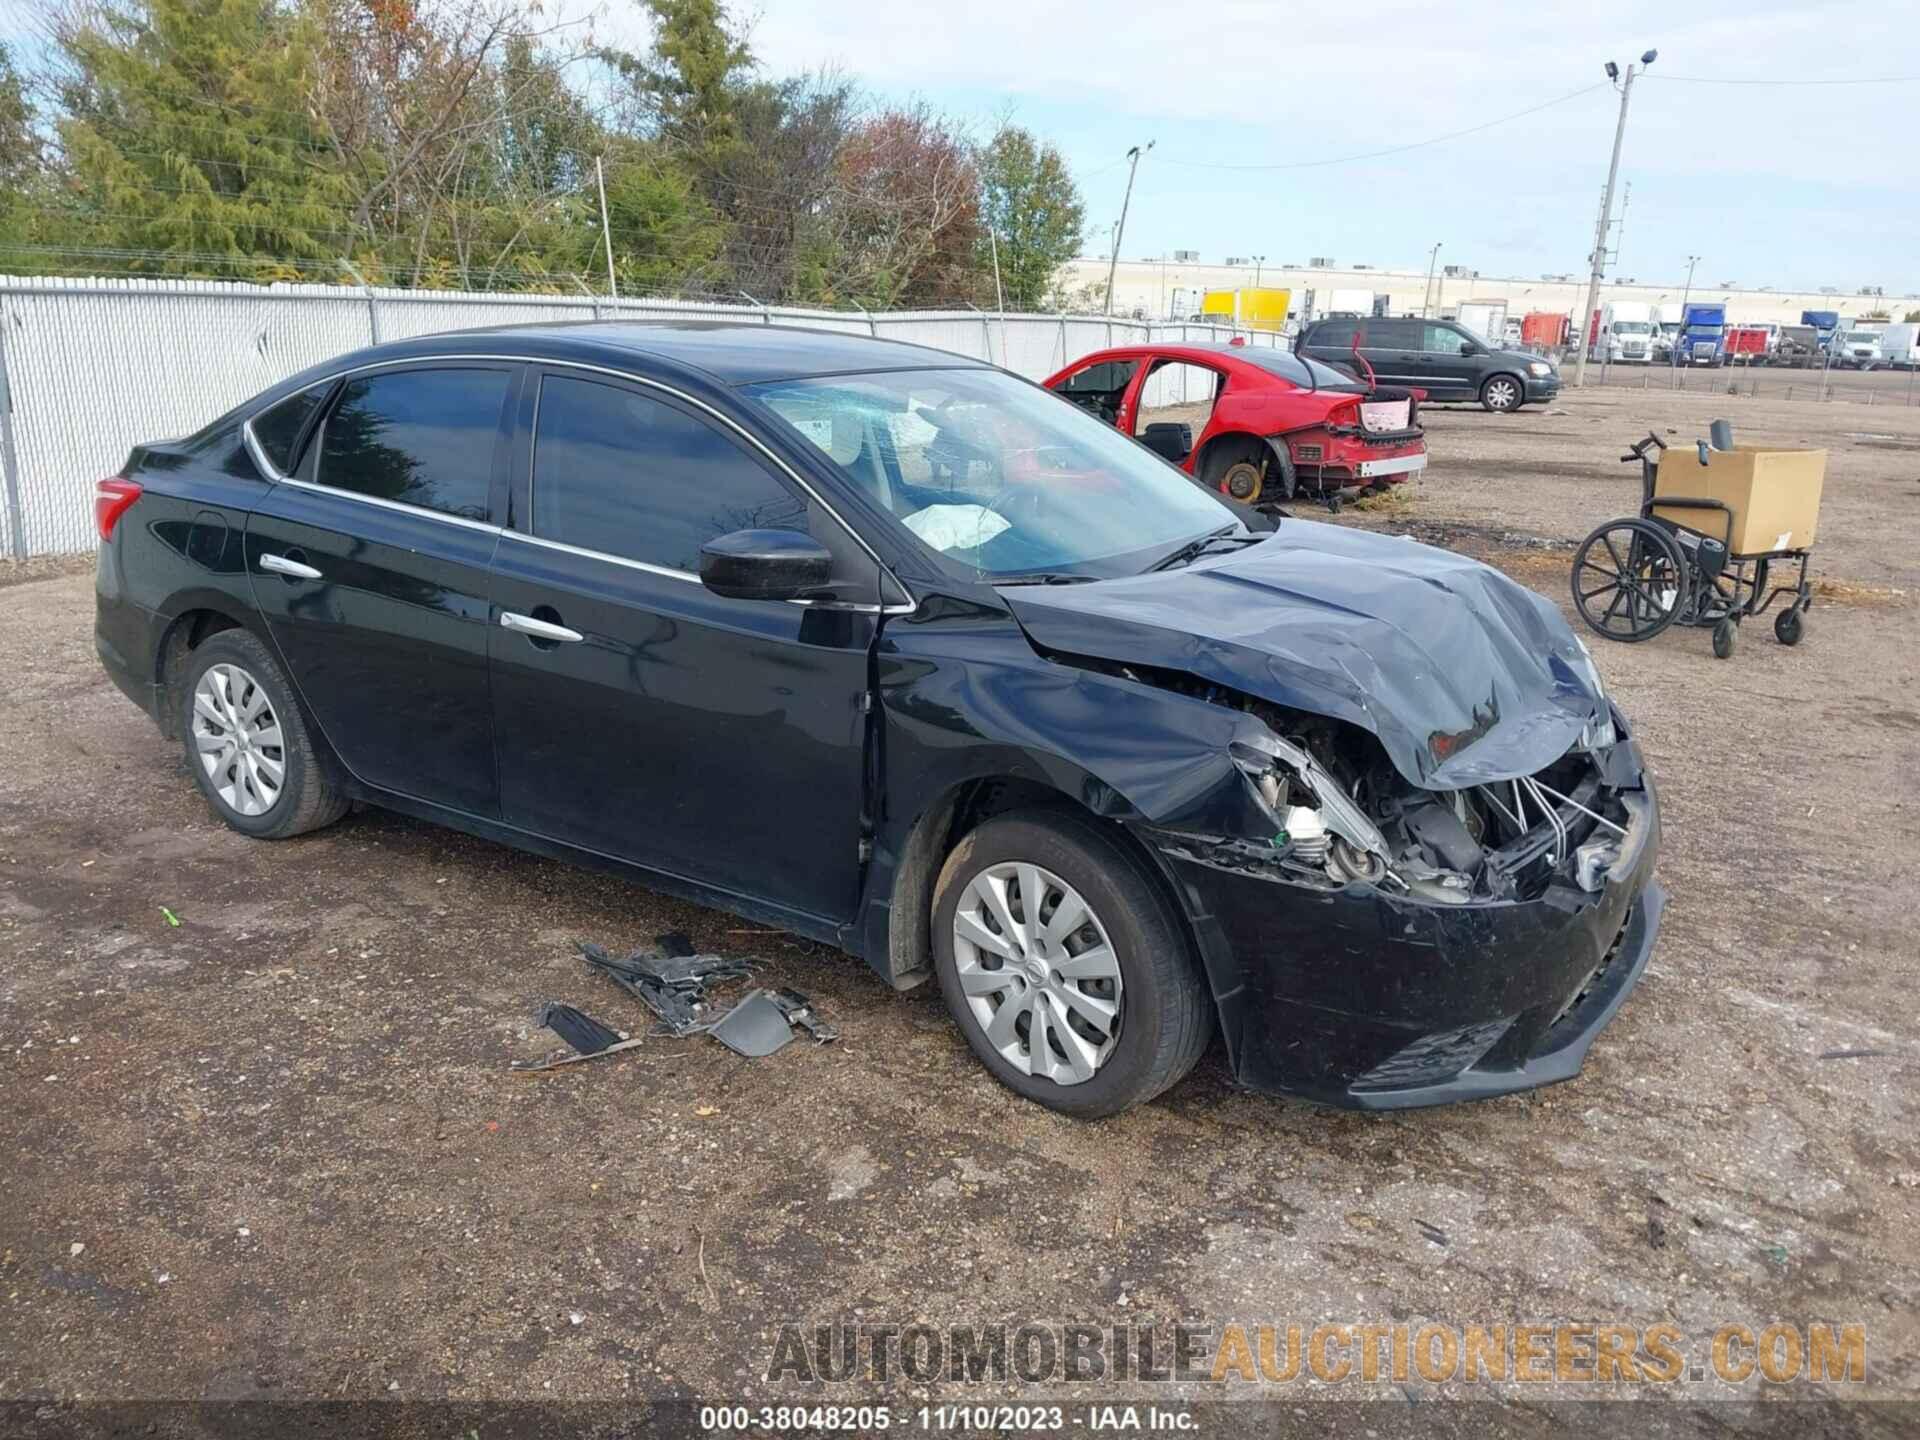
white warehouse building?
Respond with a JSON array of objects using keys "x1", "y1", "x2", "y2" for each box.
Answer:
[{"x1": 1061, "y1": 257, "x2": 1915, "y2": 330}]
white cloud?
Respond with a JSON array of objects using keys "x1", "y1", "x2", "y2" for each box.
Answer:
[{"x1": 585, "y1": 0, "x2": 1919, "y2": 285}]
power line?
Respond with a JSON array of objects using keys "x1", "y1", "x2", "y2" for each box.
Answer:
[{"x1": 1157, "y1": 82, "x2": 1610, "y2": 171}]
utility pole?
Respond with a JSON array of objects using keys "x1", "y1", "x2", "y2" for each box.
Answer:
[
  {"x1": 1672, "y1": 254, "x2": 1699, "y2": 379},
  {"x1": 1421, "y1": 242, "x2": 1443, "y2": 318},
  {"x1": 1103, "y1": 141, "x2": 1154, "y2": 316},
  {"x1": 1574, "y1": 50, "x2": 1655, "y2": 387},
  {"x1": 987, "y1": 227, "x2": 1009, "y2": 367},
  {"x1": 595, "y1": 155, "x2": 619, "y2": 301}
]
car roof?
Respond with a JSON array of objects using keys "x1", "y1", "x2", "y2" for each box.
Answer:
[{"x1": 340, "y1": 320, "x2": 990, "y2": 386}]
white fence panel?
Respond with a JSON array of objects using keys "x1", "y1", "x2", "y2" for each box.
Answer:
[
  {"x1": 0, "y1": 279, "x2": 378, "y2": 556},
  {"x1": 872, "y1": 312, "x2": 992, "y2": 365},
  {"x1": 0, "y1": 275, "x2": 1264, "y2": 558}
]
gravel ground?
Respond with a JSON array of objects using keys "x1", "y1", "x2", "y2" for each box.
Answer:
[{"x1": 2, "y1": 384, "x2": 1917, "y2": 1429}]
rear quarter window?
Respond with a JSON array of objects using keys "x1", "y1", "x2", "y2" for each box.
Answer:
[{"x1": 249, "y1": 382, "x2": 333, "y2": 476}]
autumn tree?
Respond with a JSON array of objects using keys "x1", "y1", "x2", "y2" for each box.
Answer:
[
  {"x1": 976, "y1": 125, "x2": 1083, "y2": 310},
  {"x1": 823, "y1": 105, "x2": 982, "y2": 309}
]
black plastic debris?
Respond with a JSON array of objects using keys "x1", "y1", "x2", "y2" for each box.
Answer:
[
  {"x1": 710, "y1": 991, "x2": 798, "y2": 1058},
  {"x1": 537, "y1": 1002, "x2": 625, "y2": 1057},
  {"x1": 579, "y1": 940, "x2": 753, "y2": 1036},
  {"x1": 771, "y1": 988, "x2": 837, "y2": 1044},
  {"x1": 708, "y1": 986, "x2": 840, "y2": 1057},
  {"x1": 656, "y1": 931, "x2": 697, "y2": 959}
]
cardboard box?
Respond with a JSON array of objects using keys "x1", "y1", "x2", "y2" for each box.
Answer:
[{"x1": 1652, "y1": 446, "x2": 1825, "y2": 556}]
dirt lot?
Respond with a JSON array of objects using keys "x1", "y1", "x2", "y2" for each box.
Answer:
[{"x1": 3, "y1": 384, "x2": 1918, "y2": 1426}]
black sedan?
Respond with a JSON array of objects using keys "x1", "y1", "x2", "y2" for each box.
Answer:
[{"x1": 93, "y1": 323, "x2": 1662, "y2": 1116}]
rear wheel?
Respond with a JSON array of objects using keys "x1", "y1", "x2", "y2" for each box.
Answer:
[
  {"x1": 177, "y1": 629, "x2": 347, "y2": 839},
  {"x1": 931, "y1": 810, "x2": 1213, "y2": 1117},
  {"x1": 1203, "y1": 439, "x2": 1272, "y2": 504},
  {"x1": 1480, "y1": 374, "x2": 1524, "y2": 412}
]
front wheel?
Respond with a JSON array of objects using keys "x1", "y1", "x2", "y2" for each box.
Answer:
[
  {"x1": 1480, "y1": 374, "x2": 1524, "y2": 412},
  {"x1": 931, "y1": 810, "x2": 1213, "y2": 1117}
]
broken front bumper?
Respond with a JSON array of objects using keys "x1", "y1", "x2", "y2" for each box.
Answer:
[{"x1": 1152, "y1": 775, "x2": 1662, "y2": 1109}]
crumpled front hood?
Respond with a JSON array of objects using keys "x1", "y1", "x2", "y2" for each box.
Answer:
[{"x1": 1003, "y1": 522, "x2": 1607, "y2": 790}]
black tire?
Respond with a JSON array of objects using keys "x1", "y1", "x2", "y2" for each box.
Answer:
[
  {"x1": 1712, "y1": 617, "x2": 1738, "y2": 660},
  {"x1": 930, "y1": 809, "x2": 1213, "y2": 1118},
  {"x1": 1480, "y1": 374, "x2": 1524, "y2": 412},
  {"x1": 1774, "y1": 607, "x2": 1806, "y2": 646},
  {"x1": 1571, "y1": 519, "x2": 1687, "y2": 642},
  {"x1": 176, "y1": 628, "x2": 348, "y2": 839}
]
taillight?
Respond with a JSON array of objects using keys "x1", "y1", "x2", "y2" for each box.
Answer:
[{"x1": 95, "y1": 477, "x2": 142, "y2": 540}]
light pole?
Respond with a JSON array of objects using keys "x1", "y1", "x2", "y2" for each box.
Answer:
[
  {"x1": 1103, "y1": 141, "x2": 1155, "y2": 316},
  {"x1": 1252, "y1": 254, "x2": 1266, "y2": 288},
  {"x1": 1574, "y1": 48, "x2": 1657, "y2": 388},
  {"x1": 1421, "y1": 242, "x2": 1442, "y2": 318}
]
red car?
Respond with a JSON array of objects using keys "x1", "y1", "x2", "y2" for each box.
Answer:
[{"x1": 1042, "y1": 342, "x2": 1427, "y2": 506}]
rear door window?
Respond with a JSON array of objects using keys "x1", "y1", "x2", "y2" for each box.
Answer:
[
  {"x1": 1363, "y1": 320, "x2": 1420, "y2": 350},
  {"x1": 531, "y1": 375, "x2": 806, "y2": 573},
  {"x1": 315, "y1": 368, "x2": 511, "y2": 522}
]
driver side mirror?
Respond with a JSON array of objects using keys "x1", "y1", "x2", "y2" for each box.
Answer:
[
  {"x1": 1459, "y1": 341, "x2": 1479, "y2": 356},
  {"x1": 699, "y1": 529, "x2": 833, "y2": 602}
]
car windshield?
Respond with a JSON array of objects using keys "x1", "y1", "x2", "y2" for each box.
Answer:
[
  {"x1": 745, "y1": 368, "x2": 1240, "y2": 581},
  {"x1": 1613, "y1": 321, "x2": 1652, "y2": 335},
  {"x1": 1842, "y1": 332, "x2": 1878, "y2": 344}
]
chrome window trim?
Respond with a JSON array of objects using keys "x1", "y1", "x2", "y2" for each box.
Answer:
[
  {"x1": 270, "y1": 472, "x2": 504, "y2": 535},
  {"x1": 501, "y1": 530, "x2": 909, "y2": 614},
  {"x1": 242, "y1": 351, "x2": 919, "y2": 615},
  {"x1": 499, "y1": 527, "x2": 700, "y2": 585}
]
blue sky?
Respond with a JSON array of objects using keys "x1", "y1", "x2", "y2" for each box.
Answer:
[
  {"x1": 6, "y1": 0, "x2": 1913, "y2": 292},
  {"x1": 734, "y1": 0, "x2": 1919, "y2": 293}
]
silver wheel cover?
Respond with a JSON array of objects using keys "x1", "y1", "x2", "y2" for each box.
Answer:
[
  {"x1": 952, "y1": 861, "x2": 1123, "y2": 1085},
  {"x1": 191, "y1": 662, "x2": 286, "y2": 817}
]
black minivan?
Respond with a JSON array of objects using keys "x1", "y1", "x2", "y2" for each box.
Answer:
[
  {"x1": 94, "y1": 322, "x2": 1658, "y2": 1117},
  {"x1": 1296, "y1": 316, "x2": 1560, "y2": 412}
]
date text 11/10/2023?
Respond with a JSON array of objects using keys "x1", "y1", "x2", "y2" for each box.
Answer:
[{"x1": 697, "y1": 1404, "x2": 1198, "y2": 1431}]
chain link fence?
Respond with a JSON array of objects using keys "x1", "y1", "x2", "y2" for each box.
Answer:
[{"x1": 0, "y1": 276, "x2": 1285, "y2": 559}]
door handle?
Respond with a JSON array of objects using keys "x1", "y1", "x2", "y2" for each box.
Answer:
[
  {"x1": 259, "y1": 552, "x2": 323, "y2": 581},
  {"x1": 500, "y1": 611, "x2": 584, "y2": 644}
]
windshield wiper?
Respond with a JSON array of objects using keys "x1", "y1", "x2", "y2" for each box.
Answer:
[
  {"x1": 994, "y1": 572, "x2": 1102, "y2": 587},
  {"x1": 1147, "y1": 525, "x2": 1257, "y2": 573}
]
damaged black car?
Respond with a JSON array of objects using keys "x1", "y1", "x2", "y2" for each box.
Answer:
[{"x1": 93, "y1": 323, "x2": 1662, "y2": 1118}]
